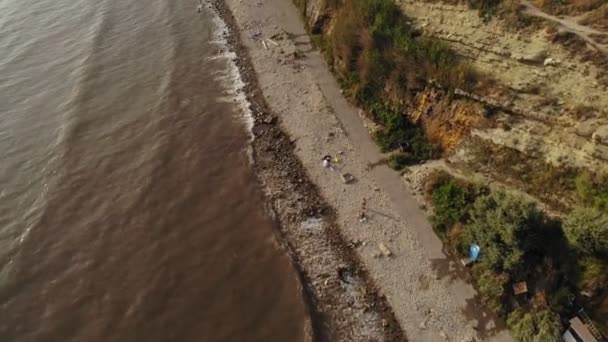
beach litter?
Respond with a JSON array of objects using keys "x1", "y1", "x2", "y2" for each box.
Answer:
[
  {"x1": 266, "y1": 38, "x2": 279, "y2": 47},
  {"x1": 378, "y1": 243, "x2": 392, "y2": 257},
  {"x1": 337, "y1": 266, "x2": 355, "y2": 284},
  {"x1": 341, "y1": 172, "x2": 355, "y2": 184}
]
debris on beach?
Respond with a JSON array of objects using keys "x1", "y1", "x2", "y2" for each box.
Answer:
[
  {"x1": 337, "y1": 266, "x2": 355, "y2": 284},
  {"x1": 341, "y1": 172, "x2": 355, "y2": 184},
  {"x1": 266, "y1": 38, "x2": 279, "y2": 47},
  {"x1": 378, "y1": 243, "x2": 392, "y2": 257},
  {"x1": 347, "y1": 239, "x2": 363, "y2": 248}
]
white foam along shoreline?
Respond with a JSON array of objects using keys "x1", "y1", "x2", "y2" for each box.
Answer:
[{"x1": 206, "y1": 3, "x2": 254, "y2": 141}]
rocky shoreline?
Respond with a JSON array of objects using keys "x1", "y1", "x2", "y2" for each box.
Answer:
[{"x1": 210, "y1": 1, "x2": 405, "y2": 341}]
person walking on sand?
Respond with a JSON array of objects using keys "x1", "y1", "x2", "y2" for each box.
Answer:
[
  {"x1": 322, "y1": 155, "x2": 333, "y2": 170},
  {"x1": 197, "y1": 0, "x2": 203, "y2": 13}
]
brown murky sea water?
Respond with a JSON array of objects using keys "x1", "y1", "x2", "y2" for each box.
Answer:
[{"x1": 0, "y1": 0, "x2": 309, "y2": 341}]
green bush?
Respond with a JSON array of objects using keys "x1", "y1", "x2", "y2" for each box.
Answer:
[
  {"x1": 425, "y1": 174, "x2": 489, "y2": 246},
  {"x1": 370, "y1": 102, "x2": 439, "y2": 160},
  {"x1": 387, "y1": 152, "x2": 414, "y2": 170},
  {"x1": 463, "y1": 191, "x2": 544, "y2": 273},
  {"x1": 574, "y1": 172, "x2": 608, "y2": 213},
  {"x1": 577, "y1": 256, "x2": 608, "y2": 294},
  {"x1": 549, "y1": 286, "x2": 574, "y2": 316},
  {"x1": 467, "y1": 0, "x2": 501, "y2": 22},
  {"x1": 507, "y1": 309, "x2": 562, "y2": 342},
  {"x1": 472, "y1": 263, "x2": 507, "y2": 312},
  {"x1": 320, "y1": 0, "x2": 476, "y2": 160},
  {"x1": 563, "y1": 207, "x2": 608, "y2": 256},
  {"x1": 431, "y1": 179, "x2": 469, "y2": 229}
]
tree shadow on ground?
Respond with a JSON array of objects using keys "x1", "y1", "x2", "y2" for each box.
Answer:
[
  {"x1": 463, "y1": 292, "x2": 510, "y2": 339},
  {"x1": 430, "y1": 251, "x2": 470, "y2": 285},
  {"x1": 430, "y1": 254, "x2": 510, "y2": 339}
]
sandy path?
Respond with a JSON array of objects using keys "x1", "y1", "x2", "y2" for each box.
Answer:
[
  {"x1": 520, "y1": 0, "x2": 608, "y2": 55},
  {"x1": 222, "y1": 0, "x2": 514, "y2": 340}
]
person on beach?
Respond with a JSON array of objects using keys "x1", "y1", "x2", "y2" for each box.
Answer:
[
  {"x1": 197, "y1": 0, "x2": 203, "y2": 13},
  {"x1": 322, "y1": 155, "x2": 333, "y2": 170}
]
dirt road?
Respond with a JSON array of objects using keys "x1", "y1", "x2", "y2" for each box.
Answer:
[{"x1": 520, "y1": 0, "x2": 608, "y2": 56}]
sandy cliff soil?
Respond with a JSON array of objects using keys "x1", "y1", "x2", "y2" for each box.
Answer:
[{"x1": 397, "y1": 0, "x2": 608, "y2": 177}]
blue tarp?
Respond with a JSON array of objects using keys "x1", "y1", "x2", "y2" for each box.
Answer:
[{"x1": 469, "y1": 244, "x2": 480, "y2": 261}]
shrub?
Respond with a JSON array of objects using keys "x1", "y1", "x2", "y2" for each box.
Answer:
[
  {"x1": 548, "y1": 286, "x2": 574, "y2": 316},
  {"x1": 574, "y1": 172, "x2": 608, "y2": 212},
  {"x1": 431, "y1": 179, "x2": 469, "y2": 229},
  {"x1": 462, "y1": 191, "x2": 544, "y2": 273},
  {"x1": 577, "y1": 256, "x2": 608, "y2": 294},
  {"x1": 323, "y1": 0, "x2": 473, "y2": 160},
  {"x1": 387, "y1": 152, "x2": 414, "y2": 170},
  {"x1": 575, "y1": 172, "x2": 595, "y2": 204},
  {"x1": 467, "y1": 0, "x2": 501, "y2": 22},
  {"x1": 472, "y1": 263, "x2": 507, "y2": 312},
  {"x1": 370, "y1": 102, "x2": 439, "y2": 160},
  {"x1": 506, "y1": 309, "x2": 562, "y2": 342},
  {"x1": 426, "y1": 174, "x2": 489, "y2": 246},
  {"x1": 563, "y1": 207, "x2": 608, "y2": 256}
]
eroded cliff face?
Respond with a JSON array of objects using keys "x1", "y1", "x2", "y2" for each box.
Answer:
[
  {"x1": 397, "y1": 0, "x2": 608, "y2": 176},
  {"x1": 297, "y1": 0, "x2": 333, "y2": 33},
  {"x1": 299, "y1": 0, "x2": 608, "y2": 207},
  {"x1": 409, "y1": 88, "x2": 489, "y2": 152}
]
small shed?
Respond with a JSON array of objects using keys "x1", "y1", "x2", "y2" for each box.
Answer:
[
  {"x1": 562, "y1": 317, "x2": 600, "y2": 342},
  {"x1": 512, "y1": 281, "x2": 528, "y2": 296}
]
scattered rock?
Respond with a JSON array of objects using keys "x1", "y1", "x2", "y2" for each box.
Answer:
[
  {"x1": 460, "y1": 337, "x2": 476, "y2": 342},
  {"x1": 419, "y1": 320, "x2": 427, "y2": 329},
  {"x1": 262, "y1": 115, "x2": 277, "y2": 124},
  {"x1": 340, "y1": 173, "x2": 356, "y2": 184},
  {"x1": 347, "y1": 239, "x2": 362, "y2": 248},
  {"x1": 336, "y1": 266, "x2": 352, "y2": 284},
  {"x1": 381, "y1": 319, "x2": 389, "y2": 328},
  {"x1": 513, "y1": 49, "x2": 547, "y2": 63},
  {"x1": 593, "y1": 125, "x2": 608, "y2": 145},
  {"x1": 440, "y1": 331, "x2": 448, "y2": 340},
  {"x1": 543, "y1": 57, "x2": 560, "y2": 66},
  {"x1": 575, "y1": 120, "x2": 600, "y2": 138},
  {"x1": 378, "y1": 243, "x2": 392, "y2": 257}
]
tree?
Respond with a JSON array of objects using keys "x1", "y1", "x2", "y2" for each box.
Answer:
[
  {"x1": 577, "y1": 257, "x2": 608, "y2": 295},
  {"x1": 574, "y1": 172, "x2": 608, "y2": 212},
  {"x1": 431, "y1": 179, "x2": 468, "y2": 228},
  {"x1": 507, "y1": 309, "x2": 562, "y2": 342},
  {"x1": 563, "y1": 207, "x2": 608, "y2": 256},
  {"x1": 463, "y1": 191, "x2": 543, "y2": 273},
  {"x1": 472, "y1": 263, "x2": 507, "y2": 312}
]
